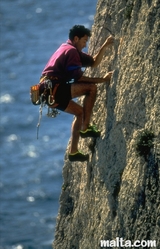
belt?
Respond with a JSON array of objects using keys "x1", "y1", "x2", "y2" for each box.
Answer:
[{"x1": 40, "y1": 75, "x2": 58, "y2": 83}]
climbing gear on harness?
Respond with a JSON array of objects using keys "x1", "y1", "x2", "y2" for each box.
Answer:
[
  {"x1": 30, "y1": 76, "x2": 60, "y2": 107},
  {"x1": 46, "y1": 107, "x2": 60, "y2": 118},
  {"x1": 30, "y1": 76, "x2": 60, "y2": 139},
  {"x1": 30, "y1": 84, "x2": 40, "y2": 105},
  {"x1": 80, "y1": 124, "x2": 101, "y2": 138}
]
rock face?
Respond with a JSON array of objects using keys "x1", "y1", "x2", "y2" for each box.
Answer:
[{"x1": 53, "y1": 0, "x2": 160, "y2": 248}]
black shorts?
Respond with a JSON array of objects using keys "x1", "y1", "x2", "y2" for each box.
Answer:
[{"x1": 54, "y1": 83, "x2": 72, "y2": 111}]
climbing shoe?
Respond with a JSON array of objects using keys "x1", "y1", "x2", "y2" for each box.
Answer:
[
  {"x1": 80, "y1": 125, "x2": 101, "y2": 138},
  {"x1": 68, "y1": 151, "x2": 89, "y2": 162}
]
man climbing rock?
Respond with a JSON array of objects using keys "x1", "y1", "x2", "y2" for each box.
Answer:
[{"x1": 41, "y1": 25, "x2": 114, "y2": 162}]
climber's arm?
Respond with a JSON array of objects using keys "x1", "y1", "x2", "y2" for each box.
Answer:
[{"x1": 91, "y1": 35, "x2": 114, "y2": 68}]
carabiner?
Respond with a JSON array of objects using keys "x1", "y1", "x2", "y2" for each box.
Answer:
[{"x1": 48, "y1": 95, "x2": 55, "y2": 105}]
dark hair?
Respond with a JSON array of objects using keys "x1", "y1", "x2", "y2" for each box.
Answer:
[{"x1": 69, "y1": 25, "x2": 91, "y2": 41}]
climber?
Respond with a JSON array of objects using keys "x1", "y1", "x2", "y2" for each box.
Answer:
[{"x1": 41, "y1": 25, "x2": 114, "y2": 162}]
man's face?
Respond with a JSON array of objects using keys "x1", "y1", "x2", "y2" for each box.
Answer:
[{"x1": 73, "y1": 35, "x2": 89, "y2": 51}]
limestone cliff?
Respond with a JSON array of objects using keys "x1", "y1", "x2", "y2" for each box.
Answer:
[{"x1": 53, "y1": 0, "x2": 160, "y2": 248}]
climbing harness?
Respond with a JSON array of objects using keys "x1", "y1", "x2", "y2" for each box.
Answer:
[{"x1": 30, "y1": 76, "x2": 60, "y2": 139}]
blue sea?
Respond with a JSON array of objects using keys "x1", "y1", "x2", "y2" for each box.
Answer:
[{"x1": 0, "y1": 1, "x2": 97, "y2": 248}]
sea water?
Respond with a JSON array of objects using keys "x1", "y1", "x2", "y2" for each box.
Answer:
[{"x1": 0, "y1": 0, "x2": 97, "y2": 248}]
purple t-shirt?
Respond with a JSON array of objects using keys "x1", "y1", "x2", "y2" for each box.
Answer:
[{"x1": 42, "y1": 40, "x2": 94, "y2": 83}]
